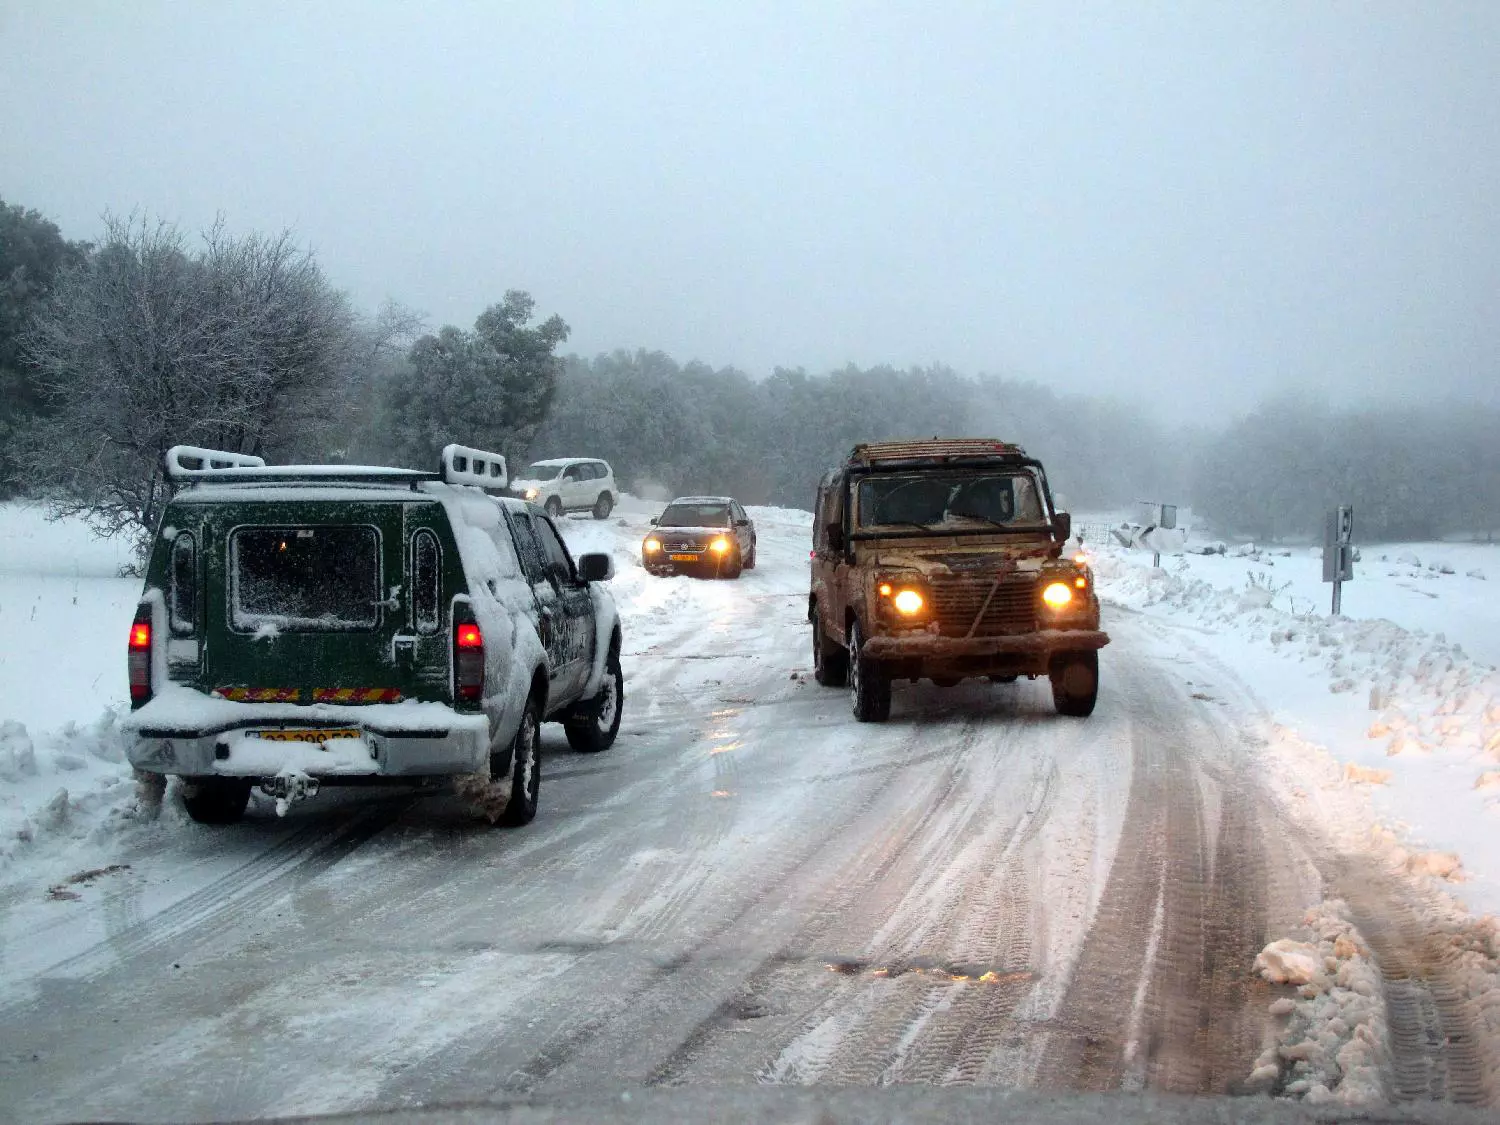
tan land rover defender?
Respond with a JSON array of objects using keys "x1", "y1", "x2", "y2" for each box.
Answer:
[{"x1": 808, "y1": 439, "x2": 1109, "y2": 721}]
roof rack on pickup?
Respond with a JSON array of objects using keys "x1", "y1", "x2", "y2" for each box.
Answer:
[
  {"x1": 848, "y1": 438, "x2": 1029, "y2": 467},
  {"x1": 164, "y1": 443, "x2": 509, "y2": 491}
]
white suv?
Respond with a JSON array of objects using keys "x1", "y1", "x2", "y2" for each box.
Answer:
[{"x1": 511, "y1": 458, "x2": 618, "y2": 519}]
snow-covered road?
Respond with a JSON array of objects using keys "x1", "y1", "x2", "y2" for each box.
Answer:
[{"x1": 1, "y1": 501, "x2": 1497, "y2": 1120}]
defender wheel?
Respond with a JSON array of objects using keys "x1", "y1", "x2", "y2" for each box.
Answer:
[
  {"x1": 501, "y1": 697, "x2": 542, "y2": 826},
  {"x1": 592, "y1": 492, "x2": 614, "y2": 519},
  {"x1": 544, "y1": 496, "x2": 563, "y2": 518},
  {"x1": 1051, "y1": 651, "x2": 1099, "y2": 717},
  {"x1": 931, "y1": 677, "x2": 962, "y2": 688},
  {"x1": 565, "y1": 652, "x2": 623, "y2": 753},
  {"x1": 182, "y1": 777, "x2": 252, "y2": 825},
  {"x1": 811, "y1": 606, "x2": 848, "y2": 687},
  {"x1": 849, "y1": 620, "x2": 891, "y2": 722}
]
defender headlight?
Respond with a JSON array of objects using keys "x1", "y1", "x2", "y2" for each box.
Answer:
[
  {"x1": 893, "y1": 589, "x2": 925, "y2": 615},
  {"x1": 643, "y1": 538, "x2": 661, "y2": 553},
  {"x1": 1042, "y1": 581, "x2": 1073, "y2": 609}
]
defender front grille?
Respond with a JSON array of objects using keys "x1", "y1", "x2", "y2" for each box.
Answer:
[{"x1": 927, "y1": 575, "x2": 1038, "y2": 637}]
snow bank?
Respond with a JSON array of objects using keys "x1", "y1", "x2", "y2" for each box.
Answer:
[
  {"x1": 1247, "y1": 901, "x2": 1389, "y2": 1105},
  {"x1": 1096, "y1": 547, "x2": 1500, "y2": 915},
  {"x1": 0, "y1": 711, "x2": 153, "y2": 882}
]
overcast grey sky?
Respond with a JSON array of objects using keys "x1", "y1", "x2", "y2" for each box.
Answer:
[{"x1": 3, "y1": 2, "x2": 1497, "y2": 422}]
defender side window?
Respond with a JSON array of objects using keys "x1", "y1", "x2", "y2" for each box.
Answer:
[
  {"x1": 411, "y1": 529, "x2": 441, "y2": 634},
  {"x1": 169, "y1": 532, "x2": 197, "y2": 634}
]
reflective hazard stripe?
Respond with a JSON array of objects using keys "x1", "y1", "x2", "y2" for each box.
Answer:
[{"x1": 217, "y1": 688, "x2": 403, "y2": 703}]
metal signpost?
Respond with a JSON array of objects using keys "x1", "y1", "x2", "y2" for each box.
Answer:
[
  {"x1": 1141, "y1": 502, "x2": 1177, "y2": 567},
  {"x1": 1322, "y1": 505, "x2": 1355, "y2": 614}
]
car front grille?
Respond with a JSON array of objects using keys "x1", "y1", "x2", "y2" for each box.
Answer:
[
  {"x1": 662, "y1": 537, "x2": 709, "y2": 553},
  {"x1": 926, "y1": 574, "x2": 1038, "y2": 637}
]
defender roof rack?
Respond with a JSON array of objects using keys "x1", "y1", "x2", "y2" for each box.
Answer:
[
  {"x1": 847, "y1": 438, "x2": 1030, "y2": 468},
  {"x1": 164, "y1": 443, "x2": 509, "y2": 491}
]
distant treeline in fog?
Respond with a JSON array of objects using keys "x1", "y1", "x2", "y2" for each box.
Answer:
[{"x1": 3, "y1": 199, "x2": 1494, "y2": 545}]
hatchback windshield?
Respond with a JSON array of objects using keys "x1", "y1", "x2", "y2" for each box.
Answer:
[
  {"x1": 522, "y1": 463, "x2": 565, "y2": 480},
  {"x1": 856, "y1": 472, "x2": 1046, "y2": 531},
  {"x1": 657, "y1": 503, "x2": 730, "y2": 528},
  {"x1": 230, "y1": 525, "x2": 380, "y2": 631}
]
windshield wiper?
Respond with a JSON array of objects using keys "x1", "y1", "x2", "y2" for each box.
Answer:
[{"x1": 946, "y1": 510, "x2": 1011, "y2": 531}]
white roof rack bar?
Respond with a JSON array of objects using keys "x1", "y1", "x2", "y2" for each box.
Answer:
[
  {"x1": 166, "y1": 445, "x2": 267, "y2": 479},
  {"x1": 441, "y1": 444, "x2": 508, "y2": 490}
]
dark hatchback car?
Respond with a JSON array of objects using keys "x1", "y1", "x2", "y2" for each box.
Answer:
[{"x1": 642, "y1": 496, "x2": 757, "y2": 579}]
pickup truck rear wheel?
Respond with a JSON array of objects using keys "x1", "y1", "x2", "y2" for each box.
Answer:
[
  {"x1": 565, "y1": 653, "x2": 623, "y2": 752},
  {"x1": 849, "y1": 620, "x2": 891, "y2": 722},
  {"x1": 182, "y1": 777, "x2": 253, "y2": 825},
  {"x1": 501, "y1": 696, "x2": 542, "y2": 826},
  {"x1": 1051, "y1": 651, "x2": 1099, "y2": 717},
  {"x1": 811, "y1": 606, "x2": 848, "y2": 687}
]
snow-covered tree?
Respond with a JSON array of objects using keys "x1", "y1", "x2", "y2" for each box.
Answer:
[
  {"x1": 18, "y1": 214, "x2": 355, "y2": 550},
  {"x1": 383, "y1": 290, "x2": 569, "y2": 470}
]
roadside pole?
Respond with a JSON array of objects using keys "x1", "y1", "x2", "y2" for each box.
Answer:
[{"x1": 1322, "y1": 505, "x2": 1355, "y2": 615}]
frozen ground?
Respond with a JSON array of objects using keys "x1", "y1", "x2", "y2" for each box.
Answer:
[{"x1": 0, "y1": 498, "x2": 1497, "y2": 1121}]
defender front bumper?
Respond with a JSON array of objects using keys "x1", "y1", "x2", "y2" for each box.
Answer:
[{"x1": 861, "y1": 628, "x2": 1110, "y2": 660}]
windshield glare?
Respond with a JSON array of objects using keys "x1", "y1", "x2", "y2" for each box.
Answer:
[
  {"x1": 856, "y1": 472, "x2": 1046, "y2": 530},
  {"x1": 658, "y1": 504, "x2": 730, "y2": 528},
  {"x1": 522, "y1": 463, "x2": 565, "y2": 480}
]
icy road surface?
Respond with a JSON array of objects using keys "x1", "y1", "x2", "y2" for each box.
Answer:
[{"x1": 1, "y1": 501, "x2": 1496, "y2": 1120}]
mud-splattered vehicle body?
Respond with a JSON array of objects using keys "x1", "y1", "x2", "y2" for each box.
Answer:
[{"x1": 808, "y1": 439, "x2": 1108, "y2": 721}]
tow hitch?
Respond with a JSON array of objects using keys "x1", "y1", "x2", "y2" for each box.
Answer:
[{"x1": 259, "y1": 770, "x2": 320, "y2": 816}]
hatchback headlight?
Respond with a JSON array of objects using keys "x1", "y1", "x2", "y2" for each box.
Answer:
[
  {"x1": 524, "y1": 487, "x2": 539, "y2": 500},
  {"x1": 643, "y1": 538, "x2": 661, "y2": 553},
  {"x1": 710, "y1": 537, "x2": 731, "y2": 554}
]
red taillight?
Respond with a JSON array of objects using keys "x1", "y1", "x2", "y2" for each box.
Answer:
[
  {"x1": 128, "y1": 609, "x2": 153, "y2": 704},
  {"x1": 454, "y1": 617, "x2": 484, "y2": 705}
]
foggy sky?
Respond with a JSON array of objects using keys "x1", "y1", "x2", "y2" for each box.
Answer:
[{"x1": 3, "y1": 2, "x2": 1498, "y2": 423}]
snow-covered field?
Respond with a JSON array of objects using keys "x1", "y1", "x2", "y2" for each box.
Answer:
[{"x1": 1, "y1": 497, "x2": 1498, "y2": 1119}]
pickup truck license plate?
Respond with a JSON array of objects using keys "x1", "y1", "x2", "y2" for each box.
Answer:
[{"x1": 250, "y1": 728, "x2": 360, "y2": 746}]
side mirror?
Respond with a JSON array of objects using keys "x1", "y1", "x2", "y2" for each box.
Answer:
[
  {"x1": 825, "y1": 521, "x2": 844, "y2": 553},
  {"x1": 735, "y1": 517, "x2": 750, "y2": 527},
  {"x1": 1052, "y1": 511, "x2": 1072, "y2": 543},
  {"x1": 648, "y1": 516, "x2": 658, "y2": 526},
  {"x1": 577, "y1": 553, "x2": 614, "y2": 582}
]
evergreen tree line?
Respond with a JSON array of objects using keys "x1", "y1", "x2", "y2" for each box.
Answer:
[{"x1": 3, "y1": 198, "x2": 1495, "y2": 546}]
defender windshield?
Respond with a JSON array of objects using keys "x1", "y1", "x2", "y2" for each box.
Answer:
[
  {"x1": 855, "y1": 471, "x2": 1047, "y2": 532},
  {"x1": 230, "y1": 525, "x2": 381, "y2": 632},
  {"x1": 522, "y1": 463, "x2": 565, "y2": 480},
  {"x1": 658, "y1": 503, "x2": 730, "y2": 528}
]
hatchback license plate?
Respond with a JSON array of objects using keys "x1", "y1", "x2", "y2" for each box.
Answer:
[
  {"x1": 669, "y1": 554, "x2": 699, "y2": 562},
  {"x1": 250, "y1": 728, "x2": 360, "y2": 745}
]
